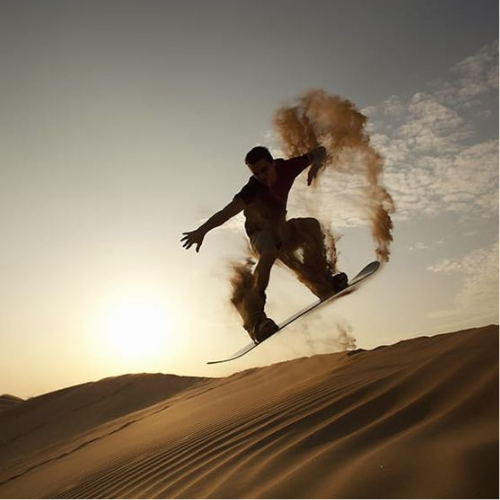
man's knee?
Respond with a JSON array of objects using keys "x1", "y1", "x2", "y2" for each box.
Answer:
[
  {"x1": 289, "y1": 217, "x2": 321, "y2": 233},
  {"x1": 251, "y1": 231, "x2": 281, "y2": 258},
  {"x1": 302, "y1": 217, "x2": 322, "y2": 232},
  {"x1": 259, "y1": 246, "x2": 279, "y2": 264},
  {"x1": 287, "y1": 217, "x2": 324, "y2": 247}
]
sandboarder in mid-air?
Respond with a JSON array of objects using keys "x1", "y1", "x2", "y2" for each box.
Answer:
[{"x1": 181, "y1": 145, "x2": 348, "y2": 343}]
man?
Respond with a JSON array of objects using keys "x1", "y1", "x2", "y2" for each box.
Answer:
[{"x1": 181, "y1": 146, "x2": 348, "y2": 343}]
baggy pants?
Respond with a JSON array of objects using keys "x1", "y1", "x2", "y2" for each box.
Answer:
[{"x1": 231, "y1": 217, "x2": 337, "y2": 333}]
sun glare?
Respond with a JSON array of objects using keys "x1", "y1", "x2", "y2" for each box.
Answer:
[{"x1": 103, "y1": 296, "x2": 170, "y2": 360}]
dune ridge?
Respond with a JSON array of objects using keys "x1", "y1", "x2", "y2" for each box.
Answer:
[
  {"x1": 0, "y1": 374, "x2": 207, "y2": 483},
  {"x1": 0, "y1": 325, "x2": 498, "y2": 499},
  {"x1": 0, "y1": 395, "x2": 24, "y2": 412}
]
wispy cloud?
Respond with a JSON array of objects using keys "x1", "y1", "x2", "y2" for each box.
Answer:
[
  {"x1": 364, "y1": 39, "x2": 498, "y2": 222},
  {"x1": 428, "y1": 240, "x2": 499, "y2": 321},
  {"x1": 408, "y1": 240, "x2": 445, "y2": 252},
  {"x1": 433, "y1": 40, "x2": 499, "y2": 110}
]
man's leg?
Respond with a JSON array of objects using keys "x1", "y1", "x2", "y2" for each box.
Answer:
[
  {"x1": 249, "y1": 231, "x2": 281, "y2": 340},
  {"x1": 280, "y1": 218, "x2": 347, "y2": 299},
  {"x1": 230, "y1": 231, "x2": 280, "y2": 343},
  {"x1": 253, "y1": 241, "x2": 279, "y2": 294}
]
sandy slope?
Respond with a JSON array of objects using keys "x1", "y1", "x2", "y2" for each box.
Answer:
[
  {"x1": 0, "y1": 325, "x2": 498, "y2": 499},
  {"x1": 0, "y1": 373, "x2": 206, "y2": 481},
  {"x1": 0, "y1": 395, "x2": 24, "y2": 412}
]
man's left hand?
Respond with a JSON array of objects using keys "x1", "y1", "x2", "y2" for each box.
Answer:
[
  {"x1": 307, "y1": 163, "x2": 321, "y2": 185},
  {"x1": 307, "y1": 146, "x2": 327, "y2": 186}
]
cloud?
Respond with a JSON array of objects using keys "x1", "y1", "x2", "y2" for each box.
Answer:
[
  {"x1": 399, "y1": 93, "x2": 471, "y2": 153},
  {"x1": 428, "y1": 240, "x2": 499, "y2": 321},
  {"x1": 365, "y1": 39, "x2": 498, "y2": 222},
  {"x1": 408, "y1": 240, "x2": 445, "y2": 252},
  {"x1": 434, "y1": 40, "x2": 499, "y2": 109}
]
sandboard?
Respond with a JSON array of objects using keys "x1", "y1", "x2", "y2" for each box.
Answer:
[{"x1": 207, "y1": 260, "x2": 380, "y2": 365}]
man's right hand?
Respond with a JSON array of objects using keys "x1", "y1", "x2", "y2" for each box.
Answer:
[
  {"x1": 181, "y1": 198, "x2": 244, "y2": 253},
  {"x1": 181, "y1": 228, "x2": 206, "y2": 252}
]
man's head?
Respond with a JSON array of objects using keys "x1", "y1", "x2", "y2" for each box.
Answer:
[{"x1": 245, "y1": 146, "x2": 276, "y2": 187}]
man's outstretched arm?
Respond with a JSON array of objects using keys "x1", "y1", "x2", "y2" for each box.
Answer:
[
  {"x1": 181, "y1": 197, "x2": 245, "y2": 252},
  {"x1": 306, "y1": 146, "x2": 327, "y2": 186}
]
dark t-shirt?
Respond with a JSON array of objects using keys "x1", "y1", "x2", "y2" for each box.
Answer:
[{"x1": 234, "y1": 154, "x2": 310, "y2": 236}]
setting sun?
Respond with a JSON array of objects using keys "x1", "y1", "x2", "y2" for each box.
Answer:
[{"x1": 102, "y1": 296, "x2": 170, "y2": 360}]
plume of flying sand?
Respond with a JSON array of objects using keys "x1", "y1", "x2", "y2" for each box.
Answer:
[
  {"x1": 273, "y1": 89, "x2": 395, "y2": 262},
  {"x1": 302, "y1": 318, "x2": 357, "y2": 352}
]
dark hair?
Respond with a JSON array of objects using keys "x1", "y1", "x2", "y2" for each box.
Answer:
[{"x1": 245, "y1": 146, "x2": 273, "y2": 165}]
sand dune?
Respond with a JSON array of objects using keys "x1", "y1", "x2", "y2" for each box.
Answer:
[
  {"x1": 0, "y1": 395, "x2": 24, "y2": 412},
  {"x1": 0, "y1": 325, "x2": 498, "y2": 499},
  {"x1": 0, "y1": 373, "x2": 206, "y2": 482}
]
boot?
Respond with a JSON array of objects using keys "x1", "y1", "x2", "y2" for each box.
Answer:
[
  {"x1": 251, "y1": 317, "x2": 279, "y2": 344},
  {"x1": 330, "y1": 272, "x2": 348, "y2": 294},
  {"x1": 240, "y1": 288, "x2": 279, "y2": 344},
  {"x1": 241, "y1": 288, "x2": 267, "y2": 340}
]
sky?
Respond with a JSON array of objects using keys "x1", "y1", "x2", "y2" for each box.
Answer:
[{"x1": 0, "y1": 0, "x2": 498, "y2": 398}]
